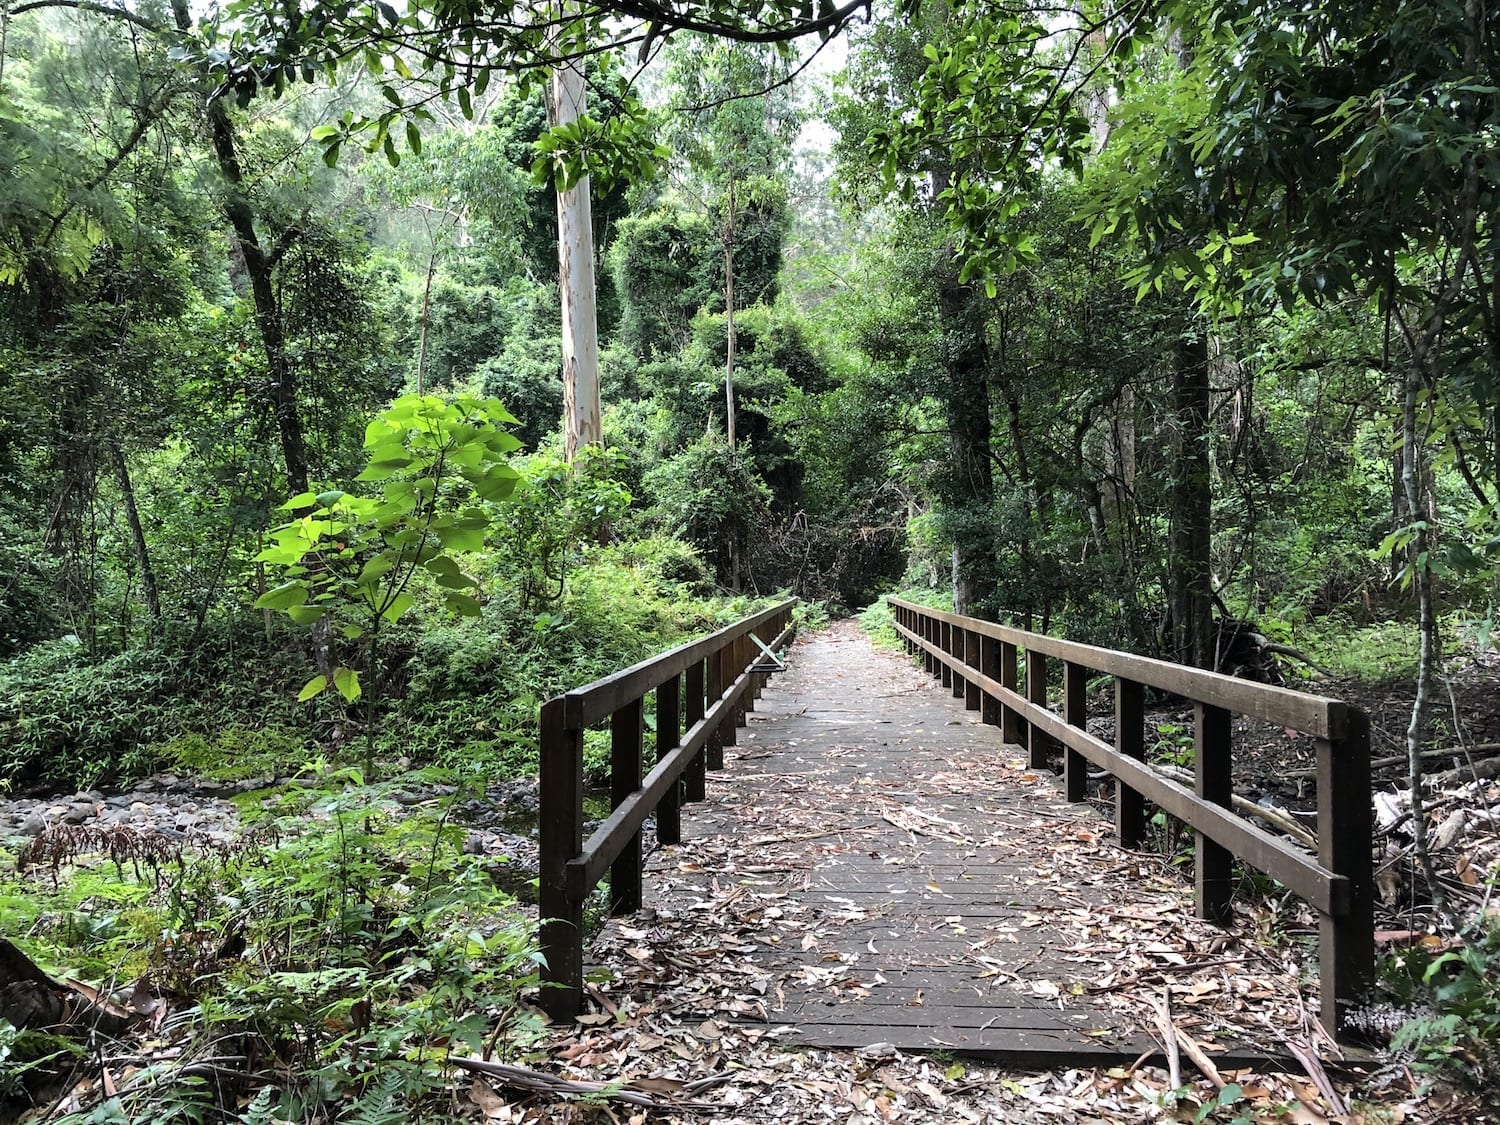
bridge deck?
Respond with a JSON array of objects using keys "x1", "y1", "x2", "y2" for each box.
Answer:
[{"x1": 592, "y1": 623, "x2": 1305, "y2": 1064}]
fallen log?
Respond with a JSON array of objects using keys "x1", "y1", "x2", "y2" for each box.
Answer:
[{"x1": 0, "y1": 938, "x2": 131, "y2": 1038}]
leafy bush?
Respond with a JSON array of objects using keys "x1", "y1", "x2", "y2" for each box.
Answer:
[
  {"x1": 1390, "y1": 923, "x2": 1500, "y2": 1088},
  {"x1": 3, "y1": 769, "x2": 543, "y2": 1121}
]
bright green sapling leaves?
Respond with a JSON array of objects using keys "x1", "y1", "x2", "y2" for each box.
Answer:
[{"x1": 255, "y1": 393, "x2": 521, "y2": 703}]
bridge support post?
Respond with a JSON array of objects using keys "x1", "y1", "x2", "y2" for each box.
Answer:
[
  {"x1": 980, "y1": 634, "x2": 1000, "y2": 726},
  {"x1": 708, "y1": 648, "x2": 727, "y2": 766},
  {"x1": 1194, "y1": 703, "x2": 1234, "y2": 924},
  {"x1": 962, "y1": 629, "x2": 980, "y2": 709},
  {"x1": 1063, "y1": 661, "x2": 1088, "y2": 802},
  {"x1": 1319, "y1": 709, "x2": 1374, "y2": 1036},
  {"x1": 610, "y1": 697, "x2": 644, "y2": 915},
  {"x1": 656, "y1": 674, "x2": 682, "y2": 846},
  {"x1": 952, "y1": 627, "x2": 967, "y2": 700},
  {"x1": 538, "y1": 698, "x2": 585, "y2": 1021},
  {"x1": 939, "y1": 622, "x2": 953, "y2": 689},
  {"x1": 1115, "y1": 679, "x2": 1147, "y2": 847},
  {"x1": 685, "y1": 659, "x2": 707, "y2": 801},
  {"x1": 1026, "y1": 650, "x2": 1051, "y2": 769},
  {"x1": 1001, "y1": 642, "x2": 1021, "y2": 745}
]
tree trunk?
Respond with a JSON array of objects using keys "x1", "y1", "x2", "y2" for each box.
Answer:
[
  {"x1": 1400, "y1": 348, "x2": 1448, "y2": 921},
  {"x1": 171, "y1": 0, "x2": 310, "y2": 495},
  {"x1": 552, "y1": 46, "x2": 602, "y2": 462},
  {"x1": 107, "y1": 440, "x2": 162, "y2": 623},
  {"x1": 937, "y1": 276, "x2": 996, "y2": 617},
  {"x1": 1169, "y1": 324, "x2": 1213, "y2": 668},
  {"x1": 417, "y1": 249, "x2": 438, "y2": 395},
  {"x1": 723, "y1": 178, "x2": 738, "y2": 449}
]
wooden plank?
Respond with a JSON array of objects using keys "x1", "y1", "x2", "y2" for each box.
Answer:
[
  {"x1": 1195, "y1": 703, "x2": 1233, "y2": 924},
  {"x1": 538, "y1": 698, "x2": 585, "y2": 1021},
  {"x1": 888, "y1": 596, "x2": 1343, "y2": 738},
  {"x1": 708, "y1": 646, "x2": 727, "y2": 766}
]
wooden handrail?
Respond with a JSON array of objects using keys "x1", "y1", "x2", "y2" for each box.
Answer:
[
  {"x1": 537, "y1": 599, "x2": 797, "y2": 1020},
  {"x1": 886, "y1": 596, "x2": 1374, "y2": 1036}
]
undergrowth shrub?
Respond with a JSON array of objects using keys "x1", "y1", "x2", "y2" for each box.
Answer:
[
  {"x1": 1388, "y1": 921, "x2": 1500, "y2": 1089},
  {"x1": 2, "y1": 767, "x2": 543, "y2": 1121}
]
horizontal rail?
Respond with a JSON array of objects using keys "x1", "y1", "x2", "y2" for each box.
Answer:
[
  {"x1": 887, "y1": 596, "x2": 1373, "y2": 1037},
  {"x1": 889, "y1": 597, "x2": 1346, "y2": 739},
  {"x1": 538, "y1": 600, "x2": 796, "y2": 1021}
]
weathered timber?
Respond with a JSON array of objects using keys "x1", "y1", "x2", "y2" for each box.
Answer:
[{"x1": 888, "y1": 597, "x2": 1373, "y2": 1037}]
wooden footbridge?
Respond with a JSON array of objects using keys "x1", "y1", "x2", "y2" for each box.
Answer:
[{"x1": 537, "y1": 599, "x2": 1373, "y2": 1063}]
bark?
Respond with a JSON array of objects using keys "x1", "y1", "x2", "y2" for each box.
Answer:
[
  {"x1": 552, "y1": 43, "x2": 602, "y2": 462},
  {"x1": 107, "y1": 440, "x2": 161, "y2": 622},
  {"x1": 723, "y1": 177, "x2": 738, "y2": 450},
  {"x1": 1169, "y1": 325, "x2": 1213, "y2": 668}
]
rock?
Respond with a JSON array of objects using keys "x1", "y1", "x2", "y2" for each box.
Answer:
[
  {"x1": 62, "y1": 803, "x2": 92, "y2": 825},
  {"x1": 19, "y1": 810, "x2": 47, "y2": 836}
]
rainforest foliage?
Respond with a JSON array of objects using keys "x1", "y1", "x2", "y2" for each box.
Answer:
[{"x1": 2, "y1": 0, "x2": 1500, "y2": 1114}]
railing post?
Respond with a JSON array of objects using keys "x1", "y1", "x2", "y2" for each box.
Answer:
[
  {"x1": 952, "y1": 625, "x2": 967, "y2": 700},
  {"x1": 939, "y1": 622, "x2": 953, "y2": 689},
  {"x1": 1026, "y1": 649, "x2": 1051, "y2": 769},
  {"x1": 656, "y1": 674, "x2": 682, "y2": 846},
  {"x1": 925, "y1": 615, "x2": 937, "y2": 676},
  {"x1": 1195, "y1": 703, "x2": 1234, "y2": 924},
  {"x1": 609, "y1": 697, "x2": 644, "y2": 915},
  {"x1": 538, "y1": 697, "x2": 584, "y2": 1021},
  {"x1": 1063, "y1": 661, "x2": 1088, "y2": 802},
  {"x1": 964, "y1": 629, "x2": 981, "y2": 709},
  {"x1": 729, "y1": 636, "x2": 746, "y2": 735},
  {"x1": 1001, "y1": 641, "x2": 1021, "y2": 745},
  {"x1": 1115, "y1": 679, "x2": 1147, "y2": 847},
  {"x1": 1319, "y1": 708, "x2": 1374, "y2": 1036},
  {"x1": 710, "y1": 644, "x2": 731, "y2": 759},
  {"x1": 980, "y1": 633, "x2": 1000, "y2": 726},
  {"x1": 685, "y1": 658, "x2": 707, "y2": 801}
]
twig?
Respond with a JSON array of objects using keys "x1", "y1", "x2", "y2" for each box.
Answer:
[
  {"x1": 1286, "y1": 1040, "x2": 1349, "y2": 1117},
  {"x1": 1152, "y1": 762, "x2": 1317, "y2": 849},
  {"x1": 1150, "y1": 989, "x2": 1182, "y2": 1090},
  {"x1": 1175, "y1": 1027, "x2": 1226, "y2": 1091}
]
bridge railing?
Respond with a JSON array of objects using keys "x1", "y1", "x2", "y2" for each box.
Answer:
[
  {"x1": 537, "y1": 599, "x2": 797, "y2": 1020},
  {"x1": 887, "y1": 596, "x2": 1373, "y2": 1035}
]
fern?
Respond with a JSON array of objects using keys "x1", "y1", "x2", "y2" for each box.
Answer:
[{"x1": 344, "y1": 1070, "x2": 412, "y2": 1125}]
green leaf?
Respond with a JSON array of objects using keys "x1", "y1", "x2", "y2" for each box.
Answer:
[
  {"x1": 435, "y1": 524, "x2": 485, "y2": 552},
  {"x1": 446, "y1": 592, "x2": 482, "y2": 617},
  {"x1": 406, "y1": 120, "x2": 422, "y2": 156},
  {"x1": 287, "y1": 604, "x2": 330, "y2": 625},
  {"x1": 255, "y1": 581, "x2": 309, "y2": 611},
  {"x1": 280, "y1": 491, "x2": 319, "y2": 511},
  {"x1": 381, "y1": 590, "x2": 415, "y2": 622},
  {"x1": 298, "y1": 675, "x2": 328, "y2": 702},
  {"x1": 333, "y1": 666, "x2": 362, "y2": 702}
]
